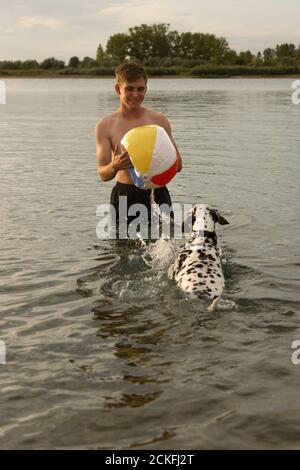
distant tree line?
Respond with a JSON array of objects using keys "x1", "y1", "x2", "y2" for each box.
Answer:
[
  {"x1": 96, "y1": 24, "x2": 300, "y2": 67},
  {"x1": 0, "y1": 56, "x2": 97, "y2": 70},
  {"x1": 1, "y1": 23, "x2": 300, "y2": 72}
]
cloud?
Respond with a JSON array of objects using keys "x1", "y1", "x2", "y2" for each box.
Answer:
[
  {"x1": 97, "y1": 0, "x2": 190, "y2": 30},
  {"x1": 1, "y1": 0, "x2": 299, "y2": 61},
  {"x1": 18, "y1": 16, "x2": 64, "y2": 29}
]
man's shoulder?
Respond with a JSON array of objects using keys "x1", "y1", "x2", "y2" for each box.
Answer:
[
  {"x1": 145, "y1": 108, "x2": 167, "y2": 120},
  {"x1": 143, "y1": 108, "x2": 169, "y2": 128},
  {"x1": 95, "y1": 112, "x2": 118, "y2": 132},
  {"x1": 96, "y1": 112, "x2": 117, "y2": 127}
]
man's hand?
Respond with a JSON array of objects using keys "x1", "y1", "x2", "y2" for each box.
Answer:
[{"x1": 112, "y1": 145, "x2": 133, "y2": 172}]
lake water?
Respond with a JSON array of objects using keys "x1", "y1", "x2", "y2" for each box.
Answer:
[{"x1": 0, "y1": 77, "x2": 299, "y2": 449}]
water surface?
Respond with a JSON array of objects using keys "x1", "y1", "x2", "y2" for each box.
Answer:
[{"x1": 0, "y1": 78, "x2": 300, "y2": 449}]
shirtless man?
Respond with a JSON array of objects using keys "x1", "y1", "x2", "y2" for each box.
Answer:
[{"x1": 95, "y1": 62, "x2": 182, "y2": 232}]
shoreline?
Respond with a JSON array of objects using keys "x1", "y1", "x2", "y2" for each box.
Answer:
[
  {"x1": 1, "y1": 65, "x2": 300, "y2": 80},
  {"x1": 1, "y1": 74, "x2": 300, "y2": 79}
]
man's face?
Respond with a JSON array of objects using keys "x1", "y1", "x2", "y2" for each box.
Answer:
[{"x1": 115, "y1": 77, "x2": 147, "y2": 109}]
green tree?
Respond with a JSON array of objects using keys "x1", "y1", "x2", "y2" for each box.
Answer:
[
  {"x1": 106, "y1": 33, "x2": 130, "y2": 64},
  {"x1": 95, "y1": 23, "x2": 300, "y2": 70},
  {"x1": 127, "y1": 24, "x2": 154, "y2": 62},
  {"x1": 263, "y1": 48, "x2": 276, "y2": 65},
  {"x1": 213, "y1": 36, "x2": 230, "y2": 64},
  {"x1": 96, "y1": 44, "x2": 106, "y2": 65},
  {"x1": 97, "y1": 24, "x2": 233, "y2": 66},
  {"x1": 151, "y1": 23, "x2": 171, "y2": 58},
  {"x1": 236, "y1": 50, "x2": 254, "y2": 65},
  {"x1": 190, "y1": 33, "x2": 206, "y2": 60},
  {"x1": 40, "y1": 57, "x2": 65, "y2": 69},
  {"x1": 222, "y1": 49, "x2": 238, "y2": 65},
  {"x1": 178, "y1": 32, "x2": 194, "y2": 59},
  {"x1": 255, "y1": 51, "x2": 263, "y2": 66},
  {"x1": 80, "y1": 57, "x2": 97, "y2": 68},
  {"x1": 68, "y1": 56, "x2": 80, "y2": 68},
  {"x1": 296, "y1": 44, "x2": 300, "y2": 63},
  {"x1": 0, "y1": 60, "x2": 22, "y2": 69},
  {"x1": 22, "y1": 59, "x2": 39, "y2": 69},
  {"x1": 168, "y1": 29, "x2": 181, "y2": 57},
  {"x1": 131, "y1": 23, "x2": 181, "y2": 64},
  {"x1": 276, "y1": 43, "x2": 296, "y2": 65},
  {"x1": 177, "y1": 32, "x2": 229, "y2": 64}
]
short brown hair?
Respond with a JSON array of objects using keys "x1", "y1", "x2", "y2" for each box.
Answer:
[{"x1": 115, "y1": 62, "x2": 148, "y2": 84}]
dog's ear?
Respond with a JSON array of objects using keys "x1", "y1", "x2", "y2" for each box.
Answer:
[{"x1": 209, "y1": 208, "x2": 229, "y2": 225}]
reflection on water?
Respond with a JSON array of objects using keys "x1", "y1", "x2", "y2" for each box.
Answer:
[{"x1": 0, "y1": 78, "x2": 300, "y2": 449}]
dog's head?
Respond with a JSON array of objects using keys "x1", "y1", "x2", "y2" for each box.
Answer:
[{"x1": 183, "y1": 204, "x2": 229, "y2": 235}]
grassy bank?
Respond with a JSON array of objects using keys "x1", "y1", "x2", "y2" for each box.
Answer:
[{"x1": 1, "y1": 65, "x2": 300, "y2": 78}]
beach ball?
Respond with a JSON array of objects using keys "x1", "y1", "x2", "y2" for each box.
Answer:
[{"x1": 121, "y1": 125, "x2": 178, "y2": 189}]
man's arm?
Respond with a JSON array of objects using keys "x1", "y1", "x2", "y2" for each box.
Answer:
[
  {"x1": 158, "y1": 115, "x2": 182, "y2": 172},
  {"x1": 95, "y1": 119, "x2": 116, "y2": 182},
  {"x1": 95, "y1": 119, "x2": 132, "y2": 182}
]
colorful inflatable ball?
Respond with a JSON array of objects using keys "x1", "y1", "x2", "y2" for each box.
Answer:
[{"x1": 121, "y1": 125, "x2": 178, "y2": 189}]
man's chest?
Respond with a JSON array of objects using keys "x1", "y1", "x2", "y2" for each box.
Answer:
[{"x1": 109, "y1": 118, "x2": 160, "y2": 147}]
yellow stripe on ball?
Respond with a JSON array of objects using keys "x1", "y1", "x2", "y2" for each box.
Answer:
[{"x1": 121, "y1": 125, "x2": 157, "y2": 174}]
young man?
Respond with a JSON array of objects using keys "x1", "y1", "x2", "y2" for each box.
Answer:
[{"x1": 95, "y1": 62, "x2": 182, "y2": 234}]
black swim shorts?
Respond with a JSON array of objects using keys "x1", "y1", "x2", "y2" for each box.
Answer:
[{"x1": 110, "y1": 182, "x2": 173, "y2": 228}]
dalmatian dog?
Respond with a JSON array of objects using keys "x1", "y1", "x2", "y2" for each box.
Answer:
[{"x1": 169, "y1": 204, "x2": 229, "y2": 311}]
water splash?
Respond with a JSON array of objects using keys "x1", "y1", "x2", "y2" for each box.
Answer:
[
  {"x1": 147, "y1": 238, "x2": 176, "y2": 269},
  {"x1": 216, "y1": 299, "x2": 237, "y2": 311}
]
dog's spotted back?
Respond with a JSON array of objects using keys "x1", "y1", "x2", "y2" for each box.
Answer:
[{"x1": 170, "y1": 204, "x2": 229, "y2": 310}]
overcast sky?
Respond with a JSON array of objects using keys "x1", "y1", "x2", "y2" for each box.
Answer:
[{"x1": 1, "y1": 0, "x2": 300, "y2": 61}]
